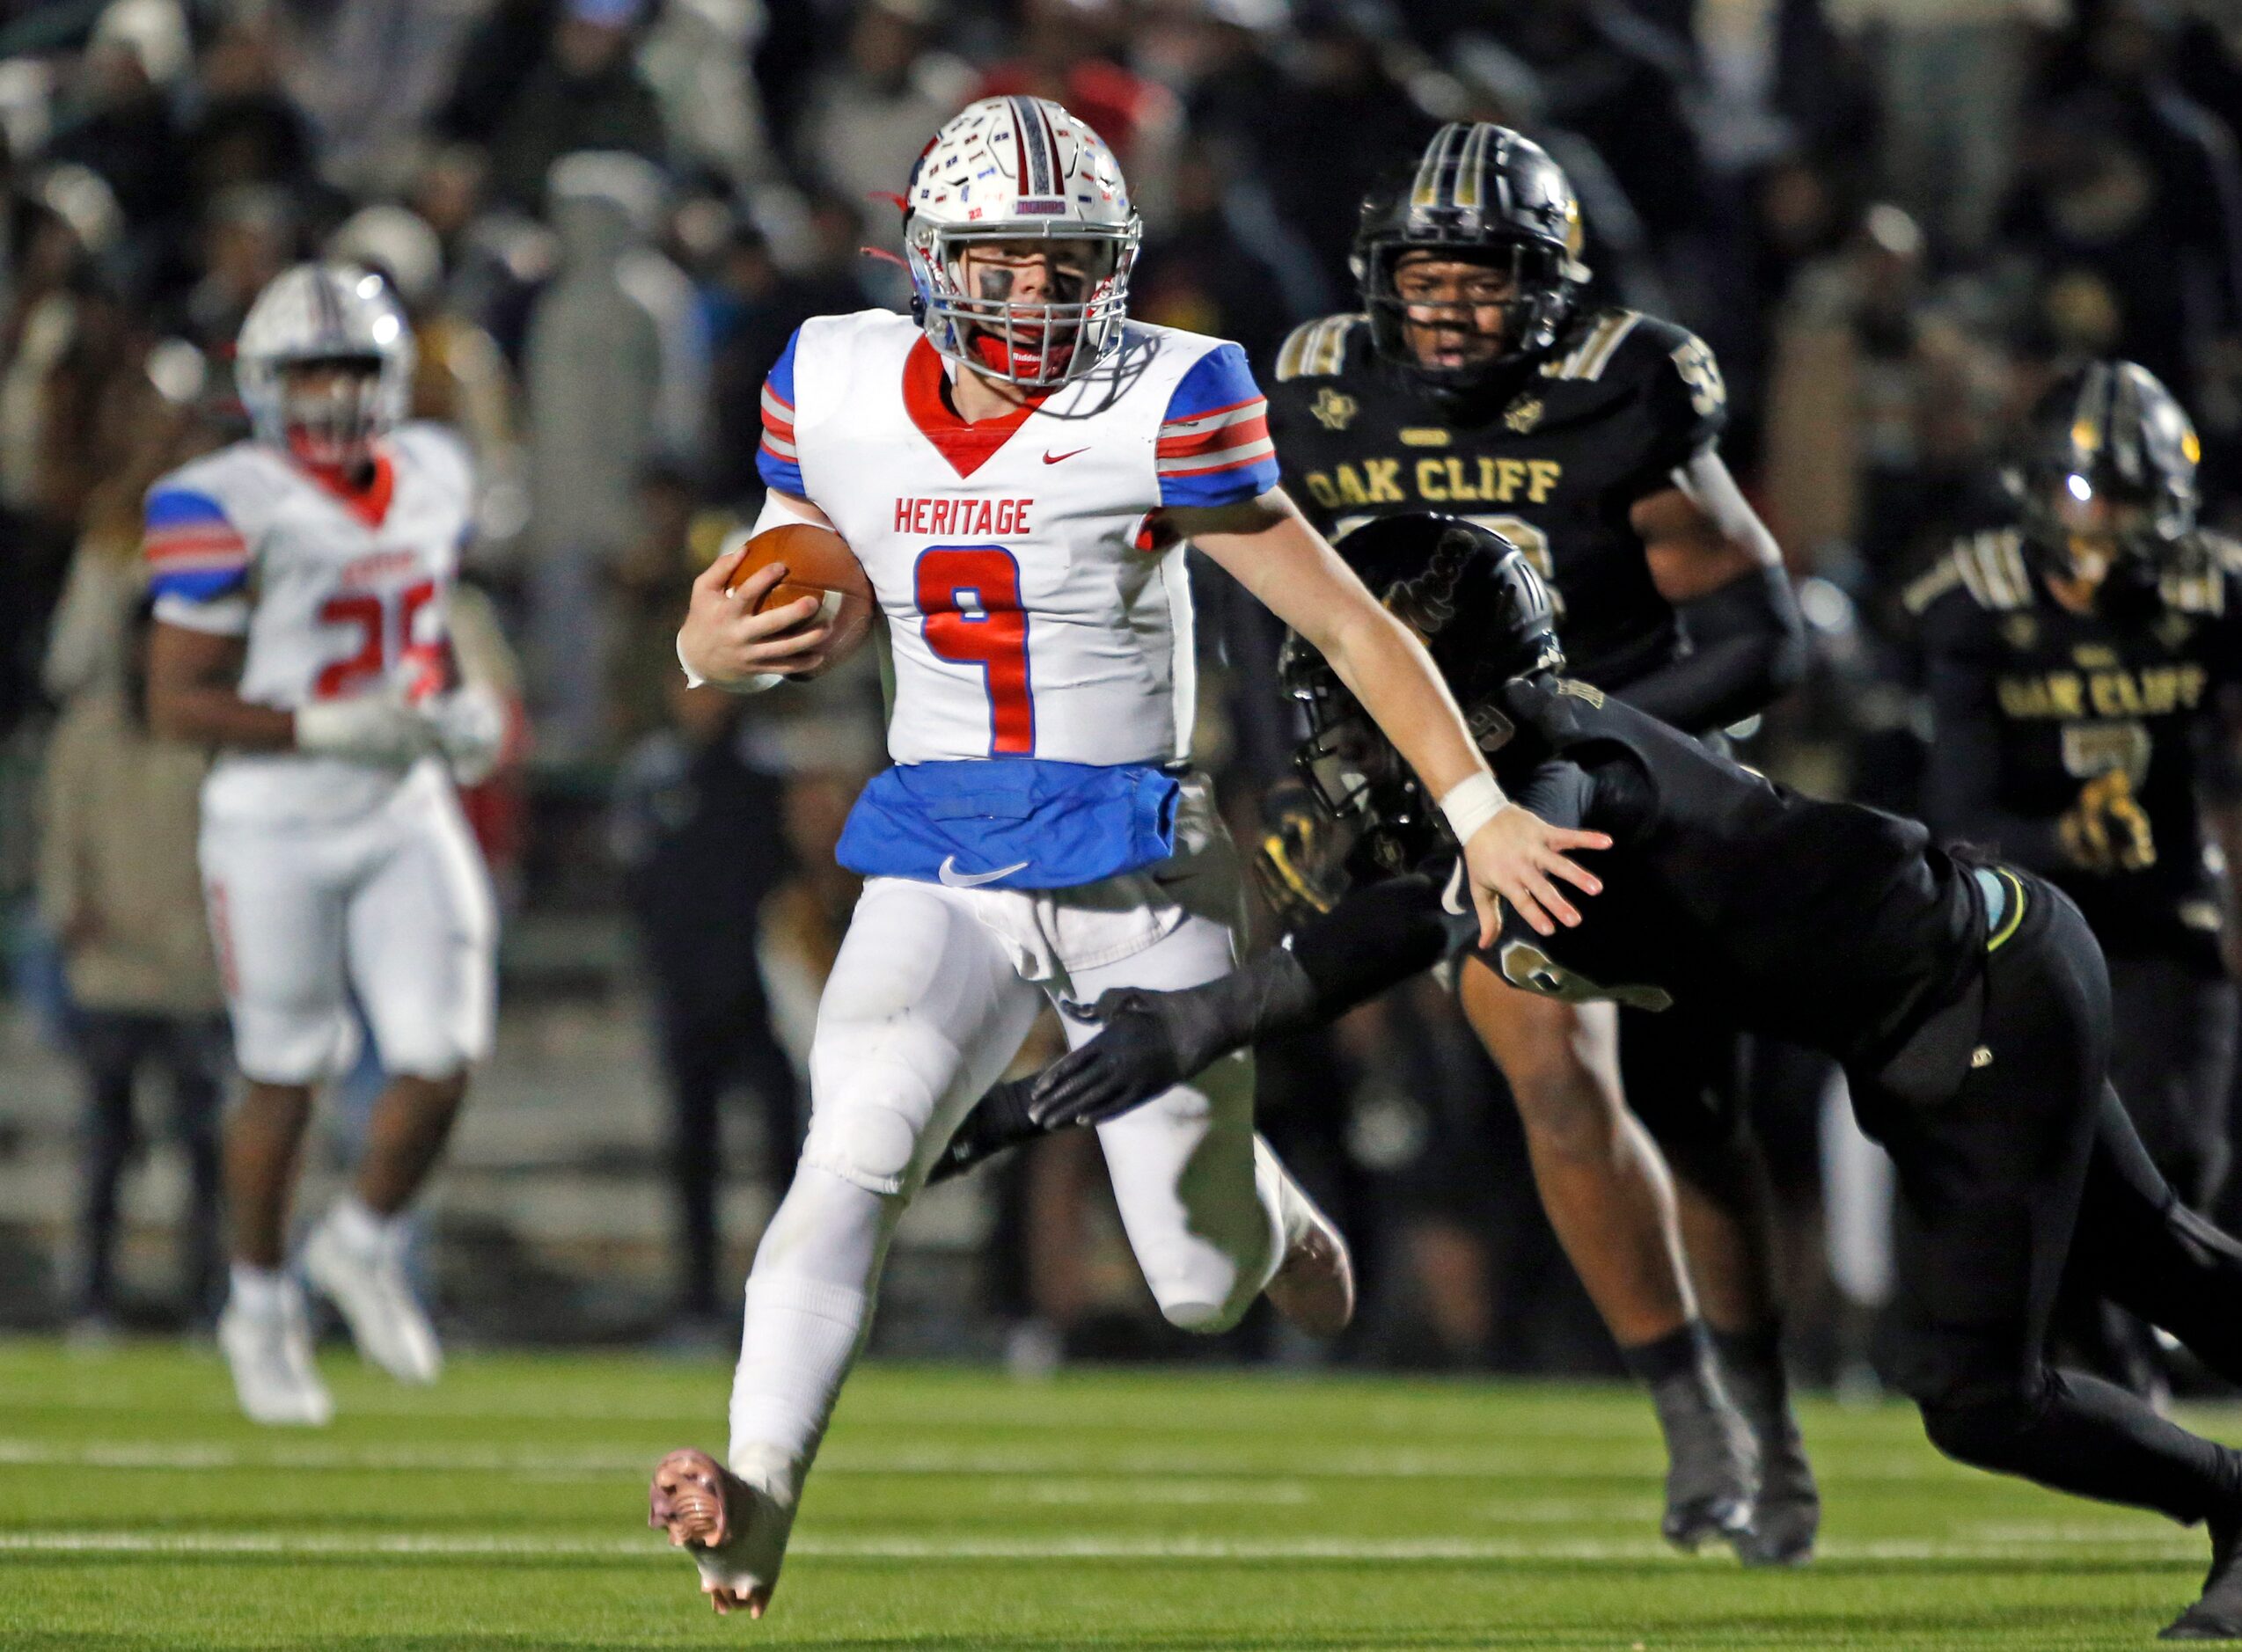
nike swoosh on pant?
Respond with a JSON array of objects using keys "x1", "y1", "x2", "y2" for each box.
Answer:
[
  {"x1": 938, "y1": 856, "x2": 1029, "y2": 889},
  {"x1": 1441, "y1": 859, "x2": 1469, "y2": 917}
]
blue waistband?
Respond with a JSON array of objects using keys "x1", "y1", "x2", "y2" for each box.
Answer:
[{"x1": 836, "y1": 758, "x2": 1182, "y2": 892}]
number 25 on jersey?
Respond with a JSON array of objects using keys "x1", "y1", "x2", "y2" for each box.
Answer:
[{"x1": 315, "y1": 580, "x2": 443, "y2": 701}]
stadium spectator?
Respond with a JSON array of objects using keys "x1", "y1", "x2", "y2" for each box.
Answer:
[
  {"x1": 796, "y1": 0, "x2": 977, "y2": 212},
  {"x1": 974, "y1": 0, "x2": 1182, "y2": 222},
  {"x1": 1762, "y1": 202, "x2": 2013, "y2": 589},
  {"x1": 477, "y1": 0, "x2": 670, "y2": 212},
  {"x1": 37, "y1": 595, "x2": 227, "y2": 1335},
  {"x1": 2000, "y1": 0, "x2": 2242, "y2": 417},
  {"x1": 612, "y1": 678, "x2": 801, "y2": 1333},
  {"x1": 47, "y1": 0, "x2": 185, "y2": 237},
  {"x1": 180, "y1": 17, "x2": 319, "y2": 219},
  {"x1": 522, "y1": 150, "x2": 703, "y2": 756}
]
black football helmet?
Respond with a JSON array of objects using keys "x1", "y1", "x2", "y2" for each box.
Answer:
[
  {"x1": 1352, "y1": 123, "x2": 1589, "y2": 400},
  {"x1": 2005, "y1": 360, "x2": 2202, "y2": 607},
  {"x1": 1280, "y1": 515, "x2": 1563, "y2": 864}
]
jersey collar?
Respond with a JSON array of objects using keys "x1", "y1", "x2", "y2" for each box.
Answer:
[
  {"x1": 292, "y1": 448, "x2": 397, "y2": 528},
  {"x1": 902, "y1": 337, "x2": 1049, "y2": 479}
]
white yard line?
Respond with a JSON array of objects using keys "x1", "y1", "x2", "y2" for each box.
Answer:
[
  {"x1": 0, "y1": 1436, "x2": 1986, "y2": 1484},
  {"x1": 0, "y1": 1530, "x2": 2204, "y2": 1563}
]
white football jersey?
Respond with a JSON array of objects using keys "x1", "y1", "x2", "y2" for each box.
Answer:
[
  {"x1": 145, "y1": 423, "x2": 475, "y2": 823},
  {"x1": 759, "y1": 311, "x2": 1279, "y2": 769}
]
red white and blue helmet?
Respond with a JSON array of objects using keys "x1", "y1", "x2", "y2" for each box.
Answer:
[
  {"x1": 236, "y1": 262, "x2": 414, "y2": 467},
  {"x1": 904, "y1": 96, "x2": 1140, "y2": 387}
]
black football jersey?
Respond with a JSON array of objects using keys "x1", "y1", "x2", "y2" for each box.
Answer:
[
  {"x1": 1907, "y1": 527, "x2": 2242, "y2": 958},
  {"x1": 1475, "y1": 674, "x2": 1984, "y2": 1066},
  {"x1": 1266, "y1": 305, "x2": 1727, "y2": 697}
]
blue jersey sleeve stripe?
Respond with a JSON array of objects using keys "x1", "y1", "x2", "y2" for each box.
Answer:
[
  {"x1": 148, "y1": 564, "x2": 250, "y2": 603},
  {"x1": 1158, "y1": 451, "x2": 1282, "y2": 508},
  {"x1": 144, "y1": 487, "x2": 231, "y2": 530},
  {"x1": 758, "y1": 445, "x2": 807, "y2": 496},
  {"x1": 1162, "y1": 342, "x2": 1264, "y2": 426}
]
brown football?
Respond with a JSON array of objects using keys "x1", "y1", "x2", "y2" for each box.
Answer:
[{"x1": 722, "y1": 522, "x2": 876, "y2": 679}]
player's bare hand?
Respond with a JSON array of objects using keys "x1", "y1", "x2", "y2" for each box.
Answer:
[
  {"x1": 1462, "y1": 806, "x2": 1609, "y2": 946},
  {"x1": 679, "y1": 552, "x2": 830, "y2": 686}
]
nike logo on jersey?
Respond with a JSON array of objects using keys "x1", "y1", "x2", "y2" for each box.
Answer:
[
  {"x1": 938, "y1": 856, "x2": 1029, "y2": 889},
  {"x1": 1043, "y1": 448, "x2": 1088, "y2": 465}
]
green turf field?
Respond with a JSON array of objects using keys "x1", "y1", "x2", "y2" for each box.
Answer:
[{"x1": 0, "y1": 1341, "x2": 2229, "y2": 1649}]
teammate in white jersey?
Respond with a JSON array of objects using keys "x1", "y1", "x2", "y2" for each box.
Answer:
[
  {"x1": 648, "y1": 98, "x2": 1607, "y2": 1615},
  {"x1": 143, "y1": 264, "x2": 507, "y2": 1426}
]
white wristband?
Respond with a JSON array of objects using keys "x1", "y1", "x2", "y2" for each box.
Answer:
[
  {"x1": 677, "y1": 630, "x2": 780, "y2": 696},
  {"x1": 1439, "y1": 771, "x2": 1510, "y2": 844}
]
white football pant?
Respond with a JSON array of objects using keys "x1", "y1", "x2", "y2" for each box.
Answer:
[
  {"x1": 729, "y1": 785, "x2": 1287, "y2": 1489},
  {"x1": 200, "y1": 763, "x2": 497, "y2": 1086}
]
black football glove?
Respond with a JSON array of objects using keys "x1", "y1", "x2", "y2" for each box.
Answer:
[
  {"x1": 926, "y1": 1077, "x2": 1042, "y2": 1185},
  {"x1": 1027, "y1": 948, "x2": 1321, "y2": 1131}
]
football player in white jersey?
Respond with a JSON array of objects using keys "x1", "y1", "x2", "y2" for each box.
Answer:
[
  {"x1": 648, "y1": 98, "x2": 1608, "y2": 1616},
  {"x1": 143, "y1": 264, "x2": 507, "y2": 1426}
]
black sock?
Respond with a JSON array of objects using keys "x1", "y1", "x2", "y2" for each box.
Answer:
[
  {"x1": 1713, "y1": 1323, "x2": 1790, "y2": 1423},
  {"x1": 1621, "y1": 1319, "x2": 1718, "y2": 1389}
]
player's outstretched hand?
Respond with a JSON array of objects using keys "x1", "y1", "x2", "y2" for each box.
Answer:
[
  {"x1": 1461, "y1": 806, "x2": 1610, "y2": 947},
  {"x1": 678, "y1": 548, "x2": 832, "y2": 688},
  {"x1": 1028, "y1": 990, "x2": 1199, "y2": 1129}
]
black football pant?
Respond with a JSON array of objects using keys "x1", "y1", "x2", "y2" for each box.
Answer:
[
  {"x1": 2106, "y1": 949, "x2": 2238, "y2": 1210},
  {"x1": 1859, "y1": 874, "x2": 2242, "y2": 1527}
]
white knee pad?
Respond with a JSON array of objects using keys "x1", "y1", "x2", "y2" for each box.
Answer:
[{"x1": 801, "y1": 1062, "x2": 938, "y2": 1197}]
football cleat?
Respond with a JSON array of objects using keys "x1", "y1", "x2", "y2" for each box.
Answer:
[
  {"x1": 217, "y1": 1281, "x2": 333, "y2": 1427},
  {"x1": 649, "y1": 1448, "x2": 796, "y2": 1618},
  {"x1": 1736, "y1": 1423, "x2": 1820, "y2": 1567},
  {"x1": 1655, "y1": 1384, "x2": 1759, "y2": 1554},
  {"x1": 302, "y1": 1210, "x2": 442, "y2": 1385},
  {"x1": 1258, "y1": 1140, "x2": 1356, "y2": 1339},
  {"x1": 2164, "y1": 1512, "x2": 2242, "y2": 1640}
]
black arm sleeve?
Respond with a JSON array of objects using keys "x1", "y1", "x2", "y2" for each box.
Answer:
[
  {"x1": 1284, "y1": 870, "x2": 1476, "y2": 1023},
  {"x1": 1919, "y1": 645, "x2": 2069, "y2": 873},
  {"x1": 1611, "y1": 563, "x2": 1806, "y2": 734}
]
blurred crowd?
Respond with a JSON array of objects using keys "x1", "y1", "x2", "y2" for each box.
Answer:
[{"x1": 8, "y1": 0, "x2": 2242, "y2": 1376}]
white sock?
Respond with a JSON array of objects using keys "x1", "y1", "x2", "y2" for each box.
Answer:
[
  {"x1": 327, "y1": 1194, "x2": 399, "y2": 1256},
  {"x1": 229, "y1": 1263, "x2": 290, "y2": 1319},
  {"x1": 726, "y1": 1166, "x2": 892, "y2": 1501},
  {"x1": 728, "y1": 1274, "x2": 871, "y2": 1500}
]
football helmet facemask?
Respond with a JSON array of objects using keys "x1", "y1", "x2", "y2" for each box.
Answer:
[{"x1": 1353, "y1": 124, "x2": 1588, "y2": 401}]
